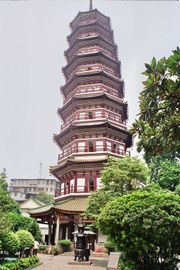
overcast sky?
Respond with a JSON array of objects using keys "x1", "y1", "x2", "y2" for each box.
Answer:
[{"x1": 0, "y1": 0, "x2": 179, "y2": 179}]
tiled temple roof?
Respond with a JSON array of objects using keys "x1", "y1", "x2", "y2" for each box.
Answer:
[{"x1": 29, "y1": 197, "x2": 88, "y2": 216}]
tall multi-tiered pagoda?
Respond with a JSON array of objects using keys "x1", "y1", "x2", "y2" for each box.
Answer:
[
  {"x1": 30, "y1": 2, "x2": 132, "y2": 245},
  {"x1": 50, "y1": 2, "x2": 132, "y2": 198}
]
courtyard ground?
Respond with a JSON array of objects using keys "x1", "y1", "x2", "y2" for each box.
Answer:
[{"x1": 36, "y1": 253, "x2": 108, "y2": 270}]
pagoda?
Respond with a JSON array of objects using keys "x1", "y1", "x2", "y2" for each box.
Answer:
[
  {"x1": 30, "y1": 1, "x2": 132, "y2": 245},
  {"x1": 50, "y1": 2, "x2": 132, "y2": 199}
]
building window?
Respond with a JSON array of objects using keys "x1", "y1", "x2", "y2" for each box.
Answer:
[
  {"x1": 88, "y1": 111, "x2": 93, "y2": 119},
  {"x1": 88, "y1": 141, "x2": 94, "y2": 152},
  {"x1": 88, "y1": 177, "x2": 94, "y2": 192}
]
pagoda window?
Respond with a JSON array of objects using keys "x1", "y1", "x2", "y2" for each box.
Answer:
[
  {"x1": 77, "y1": 178, "x2": 85, "y2": 192},
  {"x1": 88, "y1": 111, "x2": 93, "y2": 119},
  {"x1": 88, "y1": 177, "x2": 95, "y2": 192},
  {"x1": 88, "y1": 141, "x2": 94, "y2": 152},
  {"x1": 78, "y1": 142, "x2": 85, "y2": 152},
  {"x1": 96, "y1": 140, "x2": 103, "y2": 151},
  {"x1": 112, "y1": 143, "x2": 117, "y2": 153}
]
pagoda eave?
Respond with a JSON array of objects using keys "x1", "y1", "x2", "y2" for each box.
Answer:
[
  {"x1": 62, "y1": 51, "x2": 121, "y2": 79},
  {"x1": 54, "y1": 121, "x2": 132, "y2": 148},
  {"x1": 50, "y1": 158, "x2": 106, "y2": 179},
  {"x1": 58, "y1": 93, "x2": 128, "y2": 121},
  {"x1": 68, "y1": 20, "x2": 113, "y2": 42},
  {"x1": 64, "y1": 35, "x2": 118, "y2": 61},
  {"x1": 61, "y1": 70, "x2": 123, "y2": 94},
  {"x1": 70, "y1": 9, "x2": 110, "y2": 30}
]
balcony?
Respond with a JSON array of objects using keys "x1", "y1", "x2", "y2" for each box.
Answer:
[
  {"x1": 58, "y1": 145, "x2": 125, "y2": 161},
  {"x1": 66, "y1": 84, "x2": 120, "y2": 101},
  {"x1": 76, "y1": 46, "x2": 114, "y2": 59},
  {"x1": 61, "y1": 109, "x2": 124, "y2": 130},
  {"x1": 55, "y1": 185, "x2": 99, "y2": 197}
]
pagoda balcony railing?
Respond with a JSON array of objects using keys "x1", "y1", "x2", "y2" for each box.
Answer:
[
  {"x1": 61, "y1": 111, "x2": 124, "y2": 130},
  {"x1": 58, "y1": 146, "x2": 125, "y2": 160},
  {"x1": 65, "y1": 84, "x2": 121, "y2": 101},
  {"x1": 78, "y1": 32, "x2": 99, "y2": 40},
  {"x1": 76, "y1": 47, "x2": 114, "y2": 58},
  {"x1": 55, "y1": 185, "x2": 101, "y2": 197},
  {"x1": 74, "y1": 65, "x2": 115, "y2": 78}
]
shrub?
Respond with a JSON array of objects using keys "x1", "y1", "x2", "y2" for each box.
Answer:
[
  {"x1": 39, "y1": 245, "x2": 46, "y2": 251},
  {"x1": 58, "y1": 239, "x2": 71, "y2": 246},
  {"x1": 104, "y1": 241, "x2": 115, "y2": 254},
  {"x1": 0, "y1": 256, "x2": 39, "y2": 270},
  {"x1": 1, "y1": 232, "x2": 19, "y2": 256},
  {"x1": 98, "y1": 189, "x2": 180, "y2": 270},
  {"x1": 104, "y1": 241, "x2": 115, "y2": 250},
  {"x1": 52, "y1": 245, "x2": 60, "y2": 256},
  {"x1": 15, "y1": 230, "x2": 34, "y2": 257}
]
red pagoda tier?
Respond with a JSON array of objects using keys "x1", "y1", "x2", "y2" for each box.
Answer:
[{"x1": 50, "y1": 6, "x2": 132, "y2": 200}]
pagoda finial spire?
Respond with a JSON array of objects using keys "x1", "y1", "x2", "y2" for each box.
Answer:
[{"x1": 89, "y1": 0, "x2": 93, "y2": 11}]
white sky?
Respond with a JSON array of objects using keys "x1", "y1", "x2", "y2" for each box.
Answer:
[{"x1": 0, "y1": 0, "x2": 179, "y2": 179}]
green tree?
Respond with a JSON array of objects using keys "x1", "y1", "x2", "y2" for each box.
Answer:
[
  {"x1": 101, "y1": 156, "x2": 149, "y2": 195},
  {"x1": 150, "y1": 157, "x2": 180, "y2": 191},
  {"x1": 132, "y1": 47, "x2": 180, "y2": 163},
  {"x1": 85, "y1": 156, "x2": 149, "y2": 224},
  {"x1": 1, "y1": 232, "x2": 19, "y2": 256},
  {"x1": 0, "y1": 171, "x2": 20, "y2": 213},
  {"x1": 36, "y1": 192, "x2": 54, "y2": 204},
  {"x1": 175, "y1": 183, "x2": 180, "y2": 195},
  {"x1": 85, "y1": 189, "x2": 112, "y2": 223},
  {"x1": 16, "y1": 230, "x2": 34, "y2": 258},
  {"x1": 8, "y1": 212, "x2": 42, "y2": 242},
  {"x1": 0, "y1": 169, "x2": 8, "y2": 191},
  {"x1": 98, "y1": 190, "x2": 180, "y2": 270},
  {"x1": 0, "y1": 211, "x2": 12, "y2": 259}
]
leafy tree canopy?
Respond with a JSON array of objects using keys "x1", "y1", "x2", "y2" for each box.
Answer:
[
  {"x1": 0, "y1": 169, "x2": 8, "y2": 191},
  {"x1": 36, "y1": 192, "x2": 54, "y2": 204},
  {"x1": 101, "y1": 156, "x2": 149, "y2": 195},
  {"x1": 85, "y1": 156, "x2": 149, "y2": 224},
  {"x1": 85, "y1": 189, "x2": 112, "y2": 223},
  {"x1": 16, "y1": 230, "x2": 34, "y2": 250},
  {"x1": 98, "y1": 189, "x2": 180, "y2": 270},
  {"x1": 8, "y1": 212, "x2": 42, "y2": 242},
  {"x1": 150, "y1": 157, "x2": 180, "y2": 191},
  {"x1": 1, "y1": 232, "x2": 20, "y2": 255},
  {"x1": 0, "y1": 212, "x2": 12, "y2": 237},
  {"x1": 0, "y1": 171, "x2": 20, "y2": 213},
  {"x1": 132, "y1": 47, "x2": 180, "y2": 163}
]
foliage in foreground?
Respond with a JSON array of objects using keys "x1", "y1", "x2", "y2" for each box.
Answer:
[
  {"x1": 150, "y1": 157, "x2": 180, "y2": 191},
  {"x1": 1, "y1": 232, "x2": 19, "y2": 257},
  {"x1": 132, "y1": 47, "x2": 180, "y2": 163},
  {"x1": 98, "y1": 189, "x2": 180, "y2": 270},
  {"x1": 0, "y1": 256, "x2": 39, "y2": 270},
  {"x1": 15, "y1": 230, "x2": 34, "y2": 258},
  {"x1": 0, "y1": 171, "x2": 19, "y2": 214},
  {"x1": 8, "y1": 212, "x2": 42, "y2": 242},
  {"x1": 85, "y1": 156, "x2": 149, "y2": 223}
]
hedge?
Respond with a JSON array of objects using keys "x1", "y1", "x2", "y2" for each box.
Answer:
[{"x1": 0, "y1": 256, "x2": 39, "y2": 270}]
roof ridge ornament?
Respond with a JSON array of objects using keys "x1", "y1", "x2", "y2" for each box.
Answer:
[{"x1": 89, "y1": 0, "x2": 93, "y2": 11}]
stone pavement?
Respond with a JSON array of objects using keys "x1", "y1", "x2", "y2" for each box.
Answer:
[{"x1": 36, "y1": 254, "x2": 108, "y2": 270}]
